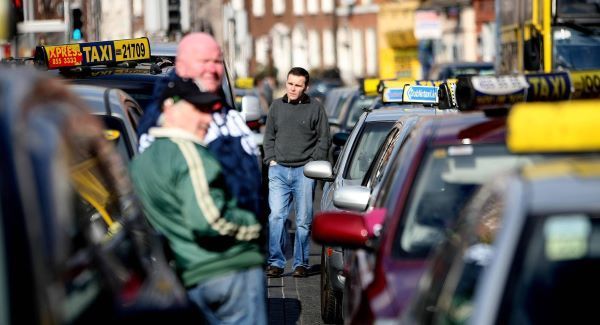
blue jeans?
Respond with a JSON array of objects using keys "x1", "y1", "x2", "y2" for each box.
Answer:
[
  {"x1": 268, "y1": 164, "x2": 316, "y2": 269},
  {"x1": 187, "y1": 267, "x2": 267, "y2": 325}
]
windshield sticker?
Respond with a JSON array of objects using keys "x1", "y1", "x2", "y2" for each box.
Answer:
[
  {"x1": 544, "y1": 214, "x2": 591, "y2": 261},
  {"x1": 448, "y1": 145, "x2": 474, "y2": 156},
  {"x1": 433, "y1": 148, "x2": 447, "y2": 158}
]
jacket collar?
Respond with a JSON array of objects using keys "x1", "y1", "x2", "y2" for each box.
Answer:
[
  {"x1": 149, "y1": 127, "x2": 207, "y2": 146},
  {"x1": 282, "y1": 93, "x2": 311, "y2": 105}
]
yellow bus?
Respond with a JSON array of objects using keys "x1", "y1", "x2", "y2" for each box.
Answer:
[{"x1": 498, "y1": 0, "x2": 600, "y2": 74}]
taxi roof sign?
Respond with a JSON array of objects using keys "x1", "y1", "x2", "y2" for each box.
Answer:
[
  {"x1": 360, "y1": 78, "x2": 380, "y2": 95},
  {"x1": 381, "y1": 84, "x2": 440, "y2": 105},
  {"x1": 235, "y1": 77, "x2": 255, "y2": 89},
  {"x1": 35, "y1": 37, "x2": 151, "y2": 70},
  {"x1": 507, "y1": 100, "x2": 600, "y2": 153}
]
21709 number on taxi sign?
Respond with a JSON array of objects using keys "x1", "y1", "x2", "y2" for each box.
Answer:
[{"x1": 114, "y1": 39, "x2": 150, "y2": 61}]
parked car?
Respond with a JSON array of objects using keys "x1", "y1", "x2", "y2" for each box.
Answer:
[
  {"x1": 401, "y1": 99, "x2": 600, "y2": 325},
  {"x1": 304, "y1": 85, "x2": 452, "y2": 323},
  {"x1": 69, "y1": 84, "x2": 143, "y2": 160},
  {"x1": 0, "y1": 67, "x2": 195, "y2": 324},
  {"x1": 328, "y1": 79, "x2": 380, "y2": 162},
  {"x1": 427, "y1": 61, "x2": 494, "y2": 80},
  {"x1": 311, "y1": 105, "x2": 556, "y2": 323}
]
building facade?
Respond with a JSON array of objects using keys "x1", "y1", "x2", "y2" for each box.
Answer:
[{"x1": 225, "y1": 0, "x2": 381, "y2": 85}]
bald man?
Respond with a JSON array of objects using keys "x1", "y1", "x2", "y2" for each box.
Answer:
[
  {"x1": 135, "y1": 33, "x2": 266, "y2": 324},
  {"x1": 138, "y1": 33, "x2": 262, "y2": 218}
]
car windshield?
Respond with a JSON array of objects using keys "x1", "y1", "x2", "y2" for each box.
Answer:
[
  {"x1": 554, "y1": 26, "x2": 600, "y2": 70},
  {"x1": 499, "y1": 213, "x2": 600, "y2": 324},
  {"x1": 344, "y1": 121, "x2": 395, "y2": 181},
  {"x1": 394, "y1": 144, "x2": 552, "y2": 258},
  {"x1": 557, "y1": 0, "x2": 600, "y2": 16},
  {"x1": 344, "y1": 96, "x2": 377, "y2": 129}
]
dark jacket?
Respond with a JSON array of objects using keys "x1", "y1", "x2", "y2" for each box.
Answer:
[{"x1": 263, "y1": 94, "x2": 331, "y2": 167}]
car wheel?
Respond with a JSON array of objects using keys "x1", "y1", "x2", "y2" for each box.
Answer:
[{"x1": 320, "y1": 247, "x2": 343, "y2": 324}]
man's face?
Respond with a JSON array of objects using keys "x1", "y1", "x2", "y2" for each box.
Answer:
[
  {"x1": 177, "y1": 44, "x2": 224, "y2": 93},
  {"x1": 285, "y1": 74, "x2": 308, "y2": 101},
  {"x1": 163, "y1": 99, "x2": 213, "y2": 139}
]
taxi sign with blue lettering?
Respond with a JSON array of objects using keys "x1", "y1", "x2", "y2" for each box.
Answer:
[
  {"x1": 382, "y1": 88, "x2": 404, "y2": 103},
  {"x1": 403, "y1": 85, "x2": 439, "y2": 104},
  {"x1": 36, "y1": 37, "x2": 151, "y2": 69}
]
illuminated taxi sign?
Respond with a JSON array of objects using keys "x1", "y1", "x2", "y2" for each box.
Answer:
[
  {"x1": 507, "y1": 100, "x2": 600, "y2": 153},
  {"x1": 456, "y1": 75, "x2": 529, "y2": 110},
  {"x1": 382, "y1": 87, "x2": 405, "y2": 103},
  {"x1": 360, "y1": 78, "x2": 380, "y2": 95},
  {"x1": 570, "y1": 70, "x2": 600, "y2": 99},
  {"x1": 36, "y1": 37, "x2": 151, "y2": 69},
  {"x1": 402, "y1": 85, "x2": 439, "y2": 104},
  {"x1": 235, "y1": 77, "x2": 255, "y2": 89}
]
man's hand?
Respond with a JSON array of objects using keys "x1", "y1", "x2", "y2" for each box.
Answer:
[{"x1": 269, "y1": 160, "x2": 277, "y2": 166}]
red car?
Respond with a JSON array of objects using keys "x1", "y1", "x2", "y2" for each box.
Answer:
[{"x1": 312, "y1": 110, "x2": 550, "y2": 323}]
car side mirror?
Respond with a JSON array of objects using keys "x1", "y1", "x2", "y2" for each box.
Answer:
[
  {"x1": 333, "y1": 185, "x2": 371, "y2": 211},
  {"x1": 303, "y1": 160, "x2": 334, "y2": 181},
  {"x1": 241, "y1": 95, "x2": 261, "y2": 122}
]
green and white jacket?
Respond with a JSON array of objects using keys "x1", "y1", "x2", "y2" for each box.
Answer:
[{"x1": 130, "y1": 127, "x2": 263, "y2": 287}]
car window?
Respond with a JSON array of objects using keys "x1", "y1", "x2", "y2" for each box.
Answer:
[
  {"x1": 344, "y1": 121, "x2": 395, "y2": 181},
  {"x1": 499, "y1": 213, "x2": 600, "y2": 325},
  {"x1": 124, "y1": 99, "x2": 143, "y2": 131},
  {"x1": 344, "y1": 96, "x2": 377, "y2": 129},
  {"x1": 329, "y1": 91, "x2": 351, "y2": 119},
  {"x1": 101, "y1": 116, "x2": 133, "y2": 160},
  {"x1": 363, "y1": 127, "x2": 401, "y2": 189},
  {"x1": 394, "y1": 144, "x2": 554, "y2": 259},
  {"x1": 432, "y1": 189, "x2": 505, "y2": 325}
]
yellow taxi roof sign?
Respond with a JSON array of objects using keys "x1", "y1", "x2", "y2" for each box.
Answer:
[
  {"x1": 235, "y1": 77, "x2": 255, "y2": 89},
  {"x1": 35, "y1": 37, "x2": 151, "y2": 69},
  {"x1": 508, "y1": 100, "x2": 600, "y2": 153},
  {"x1": 360, "y1": 78, "x2": 380, "y2": 95}
]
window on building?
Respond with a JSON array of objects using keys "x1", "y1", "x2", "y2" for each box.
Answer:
[
  {"x1": 307, "y1": 0, "x2": 319, "y2": 14},
  {"x1": 294, "y1": 0, "x2": 305, "y2": 15},
  {"x1": 322, "y1": 29, "x2": 335, "y2": 67},
  {"x1": 273, "y1": 0, "x2": 286, "y2": 15},
  {"x1": 365, "y1": 28, "x2": 377, "y2": 76},
  {"x1": 253, "y1": 0, "x2": 265, "y2": 17},
  {"x1": 322, "y1": 0, "x2": 334, "y2": 13},
  {"x1": 352, "y1": 29, "x2": 364, "y2": 77},
  {"x1": 308, "y1": 30, "x2": 321, "y2": 67}
]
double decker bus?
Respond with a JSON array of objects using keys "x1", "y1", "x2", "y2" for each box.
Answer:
[{"x1": 498, "y1": 0, "x2": 600, "y2": 74}]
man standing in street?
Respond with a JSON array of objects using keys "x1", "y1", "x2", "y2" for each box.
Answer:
[
  {"x1": 263, "y1": 67, "x2": 331, "y2": 277},
  {"x1": 130, "y1": 77, "x2": 266, "y2": 324}
]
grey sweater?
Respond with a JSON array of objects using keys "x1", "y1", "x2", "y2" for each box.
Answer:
[{"x1": 263, "y1": 94, "x2": 331, "y2": 167}]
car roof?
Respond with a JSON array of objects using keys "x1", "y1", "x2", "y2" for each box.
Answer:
[
  {"x1": 417, "y1": 112, "x2": 506, "y2": 146},
  {"x1": 363, "y1": 105, "x2": 453, "y2": 123},
  {"x1": 522, "y1": 159, "x2": 600, "y2": 213}
]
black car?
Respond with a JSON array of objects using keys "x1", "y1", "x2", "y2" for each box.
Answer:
[{"x1": 0, "y1": 66, "x2": 197, "y2": 324}]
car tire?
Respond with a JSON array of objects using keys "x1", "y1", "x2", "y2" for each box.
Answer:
[{"x1": 321, "y1": 247, "x2": 343, "y2": 324}]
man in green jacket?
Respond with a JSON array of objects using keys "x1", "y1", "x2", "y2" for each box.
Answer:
[{"x1": 130, "y1": 77, "x2": 266, "y2": 324}]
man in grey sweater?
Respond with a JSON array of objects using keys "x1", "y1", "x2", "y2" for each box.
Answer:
[{"x1": 263, "y1": 67, "x2": 331, "y2": 278}]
